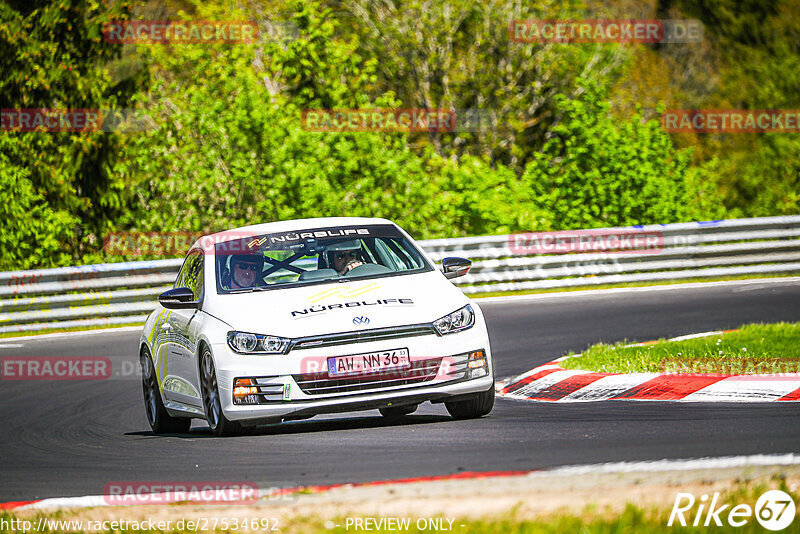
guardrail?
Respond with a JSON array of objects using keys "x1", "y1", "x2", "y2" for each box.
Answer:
[{"x1": 1, "y1": 216, "x2": 799, "y2": 334}]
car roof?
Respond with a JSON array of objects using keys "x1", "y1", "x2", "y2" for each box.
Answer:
[{"x1": 190, "y1": 217, "x2": 395, "y2": 248}]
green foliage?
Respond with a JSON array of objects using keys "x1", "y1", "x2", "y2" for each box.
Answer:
[
  {"x1": 523, "y1": 81, "x2": 724, "y2": 230},
  {"x1": 0, "y1": 139, "x2": 76, "y2": 270},
  {"x1": 8, "y1": 0, "x2": 798, "y2": 270},
  {"x1": 430, "y1": 156, "x2": 549, "y2": 236},
  {"x1": 704, "y1": 135, "x2": 800, "y2": 219},
  {"x1": 264, "y1": 0, "x2": 383, "y2": 109},
  {"x1": 341, "y1": 0, "x2": 629, "y2": 172},
  {"x1": 0, "y1": 0, "x2": 136, "y2": 265},
  {"x1": 111, "y1": 0, "x2": 534, "y2": 251},
  {"x1": 667, "y1": 0, "x2": 800, "y2": 217},
  {"x1": 0, "y1": 0, "x2": 128, "y2": 107}
]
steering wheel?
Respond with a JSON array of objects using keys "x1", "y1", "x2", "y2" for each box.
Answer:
[{"x1": 343, "y1": 263, "x2": 393, "y2": 277}]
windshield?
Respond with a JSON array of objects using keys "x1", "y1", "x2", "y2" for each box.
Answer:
[{"x1": 214, "y1": 224, "x2": 432, "y2": 293}]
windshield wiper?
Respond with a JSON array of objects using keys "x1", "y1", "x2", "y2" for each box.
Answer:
[{"x1": 226, "y1": 286, "x2": 271, "y2": 294}]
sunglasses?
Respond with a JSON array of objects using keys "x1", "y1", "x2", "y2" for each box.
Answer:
[
  {"x1": 334, "y1": 251, "x2": 357, "y2": 260},
  {"x1": 234, "y1": 263, "x2": 259, "y2": 272}
]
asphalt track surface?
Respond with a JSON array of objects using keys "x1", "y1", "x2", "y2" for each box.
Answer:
[{"x1": 1, "y1": 279, "x2": 799, "y2": 502}]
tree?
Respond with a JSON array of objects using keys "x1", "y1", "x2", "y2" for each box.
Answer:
[
  {"x1": 522, "y1": 81, "x2": 723, "y2": 230},
  {"x1": 0, "y1": 0, "x2": 137, "y2": 264},
  {"x1": 0, "y1": 142, "x2": 75, "y2": 270},
  {"x1": 111, "y1": 0, "x2": 535, "y2": 249},
  {"x1": 339, "y1": 0, "x2": 629, "y2": 171}
]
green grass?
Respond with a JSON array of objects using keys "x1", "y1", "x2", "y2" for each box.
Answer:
[{"x1": 560, "y1": 322, "x2": 800, "y2": 374}]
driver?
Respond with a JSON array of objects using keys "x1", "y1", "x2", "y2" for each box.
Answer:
[
  {"x1": 228, "y1": 254, "x2": 264, "y2": 289},
  {"x1": 327, "y1": 240, "x2": 364, "y2": 275}
]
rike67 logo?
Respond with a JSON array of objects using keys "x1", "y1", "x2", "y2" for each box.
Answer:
[{"x1": 668, "y1": 490, "x2": 796, "y2": 530}]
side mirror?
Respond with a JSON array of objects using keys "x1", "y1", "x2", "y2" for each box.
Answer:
[
  {"x1": 159, "y1": 287, "x2": 199, "y2": 309},
  {"x1": 441, "y1": 257, "x2": 471, "y2": 279}
]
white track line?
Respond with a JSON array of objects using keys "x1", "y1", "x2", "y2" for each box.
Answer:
[
  {"x1": 476, "y1": 277, "x2": 800, "y2": 304},
  {"x1": 532, "y1": 453, "x2": 800, "y2": 477},
  {"x1": 0, "y1": 326, "x2": 142, "y2": 343},
  {"x1": 668, "y1": 331, "x2": 725, "y2": 342},
  {"x1": 6, "y1": 279, "x2": 798, "y2": 341},
  {"x1": 22, "y1": 495, "x2": 108, "y2": 510}
]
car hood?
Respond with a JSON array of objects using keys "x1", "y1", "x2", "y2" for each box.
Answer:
[{"x1": 203, "y1": 271, "x2": 470, "y2": 338}]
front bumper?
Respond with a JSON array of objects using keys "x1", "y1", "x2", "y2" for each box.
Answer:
[
  {"x1": 225, "y1": 374, "x2": 494, "y2": 425},
  {"x1": 211, "y1": 325, "x2": 493, "y2": 423}
]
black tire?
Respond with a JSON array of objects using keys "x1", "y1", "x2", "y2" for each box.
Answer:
[
  {"x1": 200, "y1": 347, "x2": 242, "y2": 436},
  {"x1": 379, "y1": 404, "x2": 418, "y2": 418},
  {"x1": 141, "y1": 349, "x2": 192, "y2": 434},
  {"x1": 445, "y1": 386, "x2": 495, "y2": 420}
]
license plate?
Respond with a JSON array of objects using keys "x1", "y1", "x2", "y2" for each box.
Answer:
[{"x1": 328, "y1": 348, "x2": 410, "y2": 377}]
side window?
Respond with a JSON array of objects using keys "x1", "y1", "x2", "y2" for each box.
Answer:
[
  {"x1": 377, "y1": 238, "x2": 420, "y2": 271},
  {"x1": 182, "y1": 250, "x2": 204, "y2": 301},
  {"x1": 374, "y1": 239, "x2": 404, "y2": 270}
]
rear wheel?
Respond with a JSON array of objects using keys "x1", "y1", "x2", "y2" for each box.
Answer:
[
  {"x1": 200, "y1": 348, "x2": 242, "y2": 436},
  {"x1": 445, "y1": 386, "x2": 495, "y2": 420},
  {"x1": 379, "y1": 404, "x2": 418, "y2": 418},
  {"x1": 141, "y1": 349, "x2": 191, "y2": 434}
]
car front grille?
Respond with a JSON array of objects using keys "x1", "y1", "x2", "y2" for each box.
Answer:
[
  {"x1": 292, "y1": 357, "x2": 443, "y2": 396},
  {"x1": 287, "y1": 324, "x2": 437, "y2": 352}
]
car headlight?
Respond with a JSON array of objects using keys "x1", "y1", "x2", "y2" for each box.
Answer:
[
  {"x1": 433, "y1": 304, "x2": 475, "y2": 335},
  {"x1": 227, "y1": 331, "x2": 291, "y2": 354}
]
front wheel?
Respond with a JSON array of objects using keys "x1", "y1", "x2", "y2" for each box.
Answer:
[
  {"x1": 141, "y1": 349, "x2": 191, "y2": 434},
  {"x1": 445, "y1": 386, "x2": 495, "y2": 420},
  {"x1": 200, "y1": 348, "x2": 242, "y2": 436}
]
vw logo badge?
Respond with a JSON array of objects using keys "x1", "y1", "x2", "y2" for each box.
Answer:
[{"x1": 353, "y1": 316, "x2": 370, "y2": 326}]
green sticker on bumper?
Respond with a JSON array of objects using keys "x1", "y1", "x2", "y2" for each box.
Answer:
[{"x1": 283, "y1": 383, "x2": 291, "y2": 401}]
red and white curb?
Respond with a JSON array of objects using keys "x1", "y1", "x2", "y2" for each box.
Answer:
[
  {"x1": 4, "y1": 454, "x2": 800, "y2": 511},
  {"x1": 497, "y1": 331, "x2": 800, "y2": 402}
]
